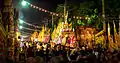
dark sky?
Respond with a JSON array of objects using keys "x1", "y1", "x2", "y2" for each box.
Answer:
[
  {"x1": 16, "y1": 0, "x2": 85, "y2": 25},
  {"x1": 14, "y1": 0, "x2": 66, "y2": 34},
  {"x1": 17, "y1": 0, "x2": 65, "y2": 24}
]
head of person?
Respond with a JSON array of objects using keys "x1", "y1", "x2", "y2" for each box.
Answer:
[{"x1": 27, "y1": 57, "x2": 36, "y2": 63}]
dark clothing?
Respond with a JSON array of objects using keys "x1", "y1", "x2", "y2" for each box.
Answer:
[
  {"x1": 80, "y1": 50, "x2": 88, "y2": 56},
  {"x1": 59, "y1": 50, "x2": 66, "y2": 57},
  {"x1": 36, "y1": 50, "x2": 44, "y2": 57},
  {"x1": 54, "y1": 50, "x2": 60, "y2": 56},
  {"x1": 27, "y1": 47, "x2": 34, "y2": 57}
]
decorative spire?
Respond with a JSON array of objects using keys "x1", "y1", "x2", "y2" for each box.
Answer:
[{"x1": 65, "y1": 11, "x2": 68, "y2": 24}]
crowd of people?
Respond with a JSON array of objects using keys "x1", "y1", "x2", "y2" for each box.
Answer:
[
  {"x1": 19, "y1": 42, "x2": 120, "y2": 63},
  {"x1": 1, "y1": 42, "x2": 120, "y2": 63}
]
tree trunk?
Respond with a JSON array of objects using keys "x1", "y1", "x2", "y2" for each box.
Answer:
[
  {"x1": 119, "y1": 15, "x2": 120, "y2": 36},
  {"x1": 3, "y1": 0, "x2": 15, "y2": 61}
]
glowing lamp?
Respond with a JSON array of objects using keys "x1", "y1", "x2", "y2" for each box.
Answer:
[
  {"x1": 19, "y1": 26, "x2": 23, "y2": 29},
  {"x1": 19, "y1": 19, "x2": 24, "y2": 24},
  {"x1": 21, "y1": 0, "x2": 27, "y2": 6}
]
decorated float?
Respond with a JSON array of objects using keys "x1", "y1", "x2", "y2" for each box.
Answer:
[
  {"x1": 51, "y1": 12, "x2": 76, "y2": 47},
  {"x1": 51, "y1": 22, "x2": 76, "y2": 47}
]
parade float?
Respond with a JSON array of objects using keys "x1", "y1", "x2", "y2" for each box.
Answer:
[
  {"x1": 38, "y1": 26, "x2": 50, "y2": 43},
  {"x1": 30, "y1": 25, "x2": 50, "y2": 44},
  {"x1": 51, "y1": 21, "x2": 76, "y2": 47},
  {"x1": 51, "y1": 12, "x2": 76, "y2": 47}
]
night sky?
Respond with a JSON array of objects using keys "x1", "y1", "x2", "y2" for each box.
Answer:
[
  {"x1": 16, "y1": 0, "x2": 85, "y2": 25},
  {"x1": 17, "y1": 0, "x2": 66, "y2": 24},
  {"x1": 13, "y1": 0, "x2": 86, "y2": 34}
]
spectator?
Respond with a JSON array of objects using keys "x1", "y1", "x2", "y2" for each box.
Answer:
[
  {"x1": 26, "y1": 57, "x2": 36, "y2": 63},
  {"x1": 35, "y1": 56, "x2": 44, "y2": 63}
]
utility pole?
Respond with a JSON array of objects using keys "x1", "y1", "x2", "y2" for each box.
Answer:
[
  {"x1": 3, "y1": 0, "x2": 15, "y2": 60},
  {"x1": 102, "y1": 0, "x2": 106, "y2": 31},
  {"x1": 64, "y1": 0, "x2": 67, "y2": 23},
  {"x1": 49, "y1": 15, "x2": 54, "y2": 42},
  {"x1": 102, "y1": 0, "x2": 108, "y2": 49},
  {"x1": 52, "y1": 15, "x2": 54, "y2": 29},
  {"x1": 119, "y1": 15, "x2": 120, "y2": 35}
]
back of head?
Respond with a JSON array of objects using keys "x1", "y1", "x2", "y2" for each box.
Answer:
[
  {"x1": 50, "y1": 56, "x2": 61, "y2": 63},
  {"x1": 35, "y1": 56, "x2": 44, "y2": 63},
  {"x1": 27, "y1": 57, "x2": 36, "y2": 63}
]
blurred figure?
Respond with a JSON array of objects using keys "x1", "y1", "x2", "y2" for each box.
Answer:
[
  {"x1": 35, "y1": 56, "x2": 44, "y2": 63},
  {"x1": 26, "y1": 57, "x2": 36, "y2": 63},
  {"x1": 27, "y1": 45, "x2": 34, "y2": 57},
  {"x1": 0, "y1": 53, "x2": 6, "y2": 63},
  {"x1": 49, "y1": 56, "x2": 62, "y2": 63}
]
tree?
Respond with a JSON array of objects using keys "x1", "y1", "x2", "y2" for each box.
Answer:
[
  {"x1": 53, "y1": 0, "x2": 107, "y2": 31},
  {"x1": 105, "y1": 0, "x2": 120, "y2": 15},
  {"x1": 104, "y1": 0, "x2": 120, "y2": 33},
  {"x1": 69, "y1": 1, "x2": 103, "y2": 30}
]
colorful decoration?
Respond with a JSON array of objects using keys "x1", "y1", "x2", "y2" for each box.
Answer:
[
  {"x1": 95, "y1": 35, "x2": 105, "y2": 45},
  {"x1": 51, "y1": 22, "x2": 63, "y2": 43},
  {"x1": 51, "y1": 21, "x2": 76, "y2": 47},
  {"x1": 29, "y1": 25, "x2": 50, "y2": 43},
  {"x1": 76, "y1": 26, "x2": 95, "y2": 48},
  {"x1": 38, "y1": 26, "x2": 45, "y2": 42},
  {"x1": 16, "y1": 32, "x2": 21, "y2": 41}
]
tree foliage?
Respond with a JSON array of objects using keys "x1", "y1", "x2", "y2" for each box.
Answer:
[
  {"x1": 54, "y1": 0, "x2": 120, "y2": 30},
  {"x1": 105, "y1": 0, "x2": 120, "y2": 15}
]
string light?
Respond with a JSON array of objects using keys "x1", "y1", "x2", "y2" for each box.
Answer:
[
  {"x1": 21, "y1": 31, "x2": 31, "y2": 35},
  {"x1": 23, "y1": 27, "x2": 40, "y2": 31},
  {"x1": 19, "y1": 26, "x2": 23, "y2": 29},
  {"x1": 23, "y1": 1, "x2": 90, "y2": 20},
  {"x1": 24, "y1": 21, "x2": 42, "y2": 28},
  {"x1": 19, "y1": 25, "x2": 40, "y2": 31},
  {"x1": 19, "y1": 19, "x2": 42, "y2": 29}
]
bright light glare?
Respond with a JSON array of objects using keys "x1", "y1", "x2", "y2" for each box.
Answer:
[
  {"x1": 19, "y1": 26, "x2": 23, "y2": 29},
  {"x1": 88, "y1": 17, "x2": 90, "y2": 20},
  {"x1": 21, "y1": 37, "x2": 24, "y2": 41},
  {"x1": 34, "y1": 38, "x2": 38, "y2": 42},
  {"x1": 21, "y1": 0, "x2": 27, "y2": 6},
  {"x1": 19, "y1": 19, "x2": 24, "y2": 24}
]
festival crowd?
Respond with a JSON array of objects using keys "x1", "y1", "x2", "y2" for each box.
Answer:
[{"x1": 0, "y1": 42, "x2": 120, "y2": 63}]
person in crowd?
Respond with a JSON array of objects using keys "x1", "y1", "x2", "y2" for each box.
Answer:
[
  {"x1": 5, "y1": 42, "x2": 120, "y2": 63},
  {"x1": 26, "y1": 57, "x2": 36, "y2": 63},
  {"x1": 35, "y1": 56, "x2": 44, "y2": 63},
  {"x1": 27, "y1": 45, "x2": 34, "y2": 57}
]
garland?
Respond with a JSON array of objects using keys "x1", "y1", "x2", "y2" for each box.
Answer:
[{"x1": 23, "y1": 1, "x2": 89, "y2": 20}]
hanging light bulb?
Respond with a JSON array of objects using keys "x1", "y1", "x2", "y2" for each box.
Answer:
[
  {"x1": 73, "y1": 16, "x2": 75, "y2": 18},
  {"x1": 19, "y1": 19, "x2": 24, "y2": 24},
  {"x1": 19, "y1": 26, "x2": 23, "y2": 29},
  {"x1": 56, "y1": 14, "x2": 59, "y2": 16},
  {"x1": 80, "y1": 17, "x2": 82, "y2": 19},
  {"x1": 39, "y1": 8, "x2": 41, "y2": 10},
  {"x1": 21, "y1": 0, "x2": 27, "y2": 6}
]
